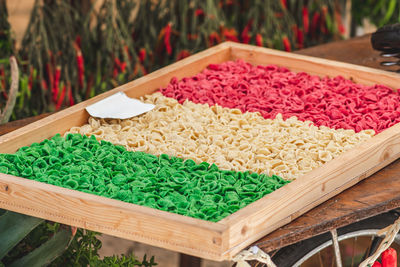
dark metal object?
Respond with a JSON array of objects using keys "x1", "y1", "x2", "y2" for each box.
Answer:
[{"x1": 371, "y1": 24, "x2": 400, "y2": 71}]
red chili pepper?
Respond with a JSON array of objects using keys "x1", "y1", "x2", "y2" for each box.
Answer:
[
  {"x1": 0, "y1": 66, "x2": 5, "y2": 92},
  {"x1": 297, "y1": 27, "x2": 304, "y2": 49},
  {"x1": 133, "y1": 62, "x2": 147, "y2": 76},
  {"x1": 113, "y1": 58, "x2": 120, "y2": 78},
  {"x1": 373, "y1": 261, "x2": 382, "y2": 267},
  {"x1": 139, "y1": 48, "x2": 146, "y2": 63},
  {"x1": 177, "y1": 50, "x2": 191, "y2": 60},
  {"x1": 76, "y1": 49, "x2": 84, "y2": 89},
  {"x1": 382, "y1": 248, "x2": 397, "y2": 267},
  {"x1": 311, "y1": 12, "x2": 321, "y2": 37},
  {"x1": 41, "y1": 79, "x2": 48, "y2": 91},
  {"x1": 256, "y1": 34, "x2": 263, "y2": 46},
  {"x1": 335, "y1": 10, "x2": 345, "y2": 35},
  {"x1": 28, "y1": 67, "x2": 33, "y2": 91},
  {"x1": 56, "y1": 83, "x2": 66, "y2": 110},
  {"x1": 46, "y1": 63, "x2": 54, "y2": 92},
  {"x1": 282, "y1": 36, "x2": 291, "y2": 52},
  {"x1": 0, "y1": 65, "x2": 6, "y2": 99},
  {"x1": 164, "y1": 23, "x2": 172, "y2": 55},
  {"x1": 75, "y1": 35, "x2": 81, "y2": 48},
  {"x1": 114, "y1": 58, "x2": 126, "y2": 73},
  {"x1": 208, "y1": 32, "x2": 221, "y2": 47},
  {"x1": 187, "y1": 33, "x2": 198, "y2": 40},
  {"x1": 114, "y1": 58, "x2": 121, "y2": 68},
  {"x1": 241, "y1": 27, "x2": 250, "y2": 44},
  {"x1": 52, "y1": 66, "x2": 61, "y2": 103},
  {"x1": 68, "y1": 84, "x2": 74, "y2": 106},
  {"x1": 302, "y1": 6, "x2": 309, "y2": 34},
  {"x1": 321, "y1": 6, "x2": 328, "y2": 34},
  {"x1": 241, "y1": 20, "x2": 252, "y2": 44},
  {"x1": 223, "y1": 28, "x2": 239, "y2": 42},
  {"x1": 120, "y1": 62, "x2": 127, "y2": 72},
  {"x1": 195, "y1": 9, "x2": 204, "y2": 17},
  {"x1": 280, "y1": 0, "x2": 287, "y2": 9}
]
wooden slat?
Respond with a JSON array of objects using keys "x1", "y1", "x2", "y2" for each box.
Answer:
[{"x1": 0, "y1": 173, "x2": 227, "y2": 261}]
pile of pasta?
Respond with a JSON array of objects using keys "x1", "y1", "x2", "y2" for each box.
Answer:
[
  {"x1": 161, "y1": 60, "x2": 400, "y2": 133},
  {"x1": 67, "y1": 92, "x2": 374, "y2": 180}
]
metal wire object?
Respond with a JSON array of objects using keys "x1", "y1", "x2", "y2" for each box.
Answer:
[{"x1": 371, "y1": 23, "x2": 400, "y2": 72}]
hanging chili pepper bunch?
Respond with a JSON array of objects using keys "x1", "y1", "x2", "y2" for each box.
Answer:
[
  {"x1": 285, "y1": 0, "x2": 346, "y2": 48},
  {"x1": 18, "y1": 0, "x2": 85, "y2": 117},
  {"x1": 14, "y1": 0, "x2": 141, "y2": 119},
  {"x1": 132, "y1": 0, "x2": 226, "y2": 72},
  {"x1": 87, "y1": 0, "x2": 140, "y2": 97},
  {"x1": 0, "y1": 0, "x2": 15, "y2": 113},
  {"x1": 218, "y1": 0, "x2": 296, "y2": 51},
  {"x1": 2, "y1": 0, "x2": 348, "y2": 121}
]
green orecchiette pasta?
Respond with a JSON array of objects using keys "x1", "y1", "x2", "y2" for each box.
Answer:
[{"x1": 0, "y1": 133, "x2": 289, "y2": 222}]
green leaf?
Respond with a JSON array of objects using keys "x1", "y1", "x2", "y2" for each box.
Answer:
[
  {"x1": 380, "y1": 0, "x2": 397, "y2": 26},
  {"x1": 0, "y1": 211, "x2": 43, "y2": 259},
  {"x1": 9, "y1": 228, "x2": 73, "y2": 267}
]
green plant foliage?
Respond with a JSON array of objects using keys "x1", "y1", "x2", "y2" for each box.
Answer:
[
  {"x1": 8, "y1": 227, "x2": 73, "y2": 267},
  {"x1": 0, "y1": 211, "x2": 44, "y2": 258},
  {"x1": 49, "y1": 229, "x2": 157, "y2": 267},
  {"x1": 352, "y1": 0, "x2": 400, "y2": 27},
  {"x1": 0, "y1": 213, "x2": 157, "y2": 267},
  {"x1": 0, "y1": 0, "x2": 14, "y2": 58}
]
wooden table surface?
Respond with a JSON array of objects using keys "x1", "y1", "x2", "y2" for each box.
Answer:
[{"x1": 0, "y1": 35, "x2": 399, "y2": 256}]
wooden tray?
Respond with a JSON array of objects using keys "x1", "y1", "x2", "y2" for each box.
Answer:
[{"x1": 1, "y1": 42, "x2": 400, "y2": 261}]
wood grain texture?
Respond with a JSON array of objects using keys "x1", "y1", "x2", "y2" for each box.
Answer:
[
  {"x1": 0, "y1": 173, "x2": 227, "y2": 260},
  {"x1": 221, "y1": 122, "x2": 400, "y2": 258},
  {"x1": 1, "y1": 41, "x2": 400, "y2": 261}
]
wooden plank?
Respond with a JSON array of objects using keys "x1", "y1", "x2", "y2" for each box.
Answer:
[
  {"x1": 229, "y1": 42, "x2": 400, "y2": 90},
  {"x1": 254, "y1": 158, "x2": 400, "y2": 252},
  {"x1": 0, "y1": 173, "x2": 227, "y2": 261},
  {"x1": 0, "y1": 113, "x2": 51, "y2": 136}
]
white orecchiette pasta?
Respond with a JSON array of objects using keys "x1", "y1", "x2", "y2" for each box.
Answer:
[{"x1": 65, "y1": 92, "x2": 375, "y2": 180}]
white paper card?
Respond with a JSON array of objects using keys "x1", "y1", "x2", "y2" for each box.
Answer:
[{"x1": 85, "y1": 92, "x2": 155, "y2": 119}]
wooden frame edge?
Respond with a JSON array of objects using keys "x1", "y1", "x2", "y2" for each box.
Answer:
[
  {"x1": 0, "y1": 173, "x2": 228, "y2": 261},
  {"x1": 227, "y1": 42, "x2": 400, "y2": 89}
]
